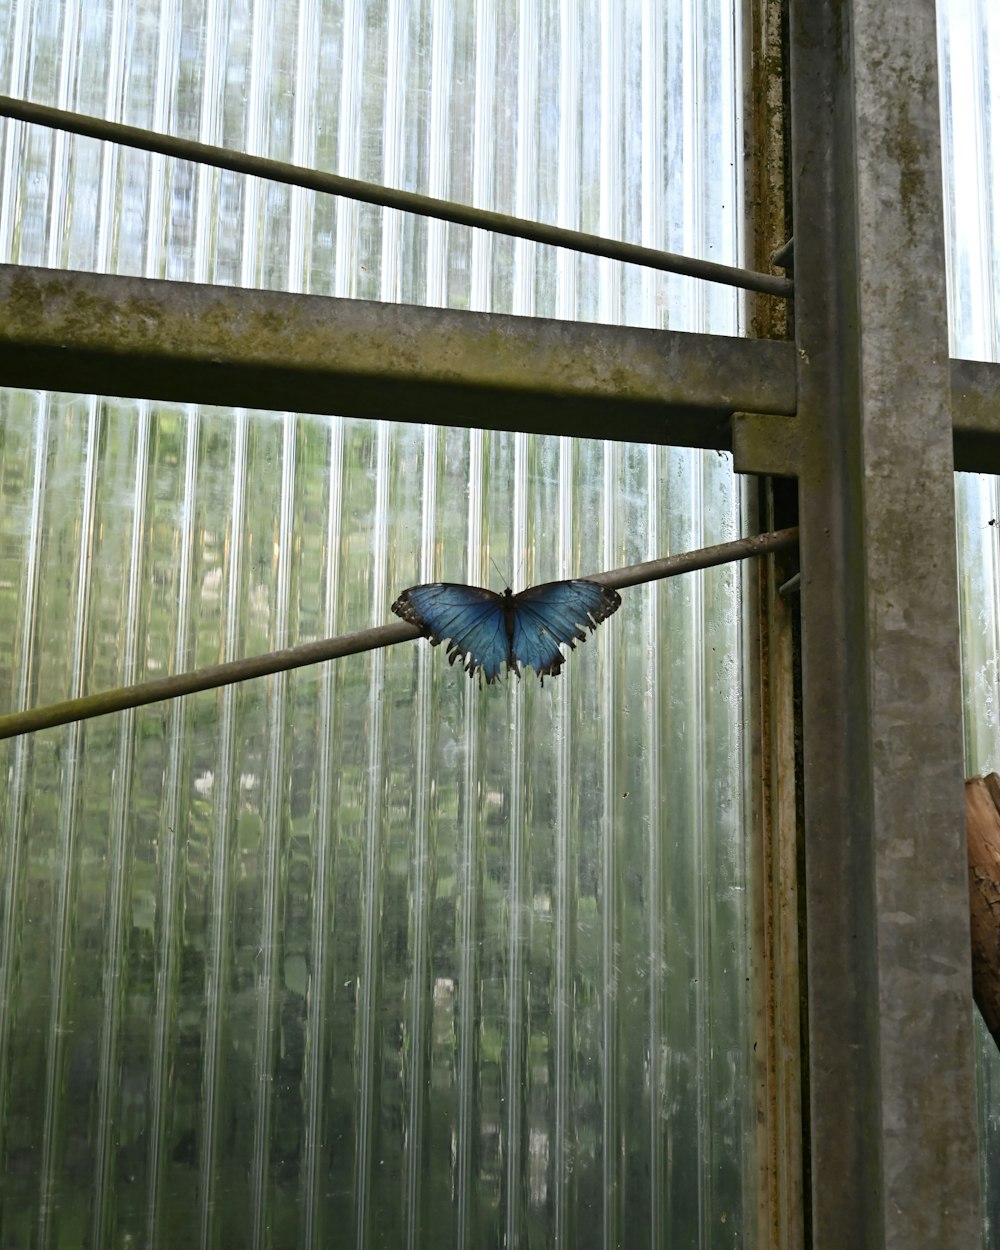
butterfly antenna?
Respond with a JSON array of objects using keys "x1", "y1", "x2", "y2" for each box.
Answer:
[
  {"x1": 490, "y1": 554, "x2": 524, "y2": 591},
  {"x1": 489, "y1": 554, "x2": 512, "y2": 591}
]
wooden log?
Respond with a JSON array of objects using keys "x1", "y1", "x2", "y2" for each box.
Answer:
[{"x1": 965, "y1": 774, "x2": 1000, "y2": 1049}]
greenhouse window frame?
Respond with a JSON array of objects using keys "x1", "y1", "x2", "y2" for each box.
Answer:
[{"x1": 0, "y1": 0, "x2": 997, "y2": 1246}]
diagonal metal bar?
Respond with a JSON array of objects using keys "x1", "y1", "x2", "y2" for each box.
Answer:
[
  {"x1": 0, "y1": 528, "x2": 798, "y2": 741},
  {"x1": 0, "y1": 95, "x2": 792, "y2": 298},
  {"x1": 789, "y1": 0, "x2": 981, "y2": 1245},
  {"x1": 0, "y1": 264, "x2": 796, "y2": 449}
]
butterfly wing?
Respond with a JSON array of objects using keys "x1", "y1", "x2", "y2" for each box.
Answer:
[
  {"x1": 510, "y1": 579, "x2": 622, "y2": 681},
  {"x1": 391, "y1": 583, "x2": 513, "y2": 683}
]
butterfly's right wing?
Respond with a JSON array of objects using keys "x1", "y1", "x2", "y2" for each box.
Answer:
[
  {"x1": 391, "y1": 583, "x2": 512, "y2": 682},
  {"x1": 510, "y1": 579, "x2": 622, "y2": 681}
]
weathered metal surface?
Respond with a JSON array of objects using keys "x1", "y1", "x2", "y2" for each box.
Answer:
[
  {"x1": 740, "y1": 4, "x2": 805, "y2": 1240},
  {"x1": 742, "y1": 0, "x2": 805, "y2": 1243},
  {"x1": 734, "y1": 359, "x2": 1000, "y2": 476},
  {"x1": 789, "y1": 0, "x2": 981, "y2": 1246},
  {"x1": 742, "y1": 0, "x2": 791, "y2": 343},
  {"x1": 746, "y1": 511, "x2": 806, "y2": 1250},
  {"x1": 6, "y1": 263, "x2": 998, "y2": 475},
  {"x1": 0, "y1": 264, "x2": 796, "y2": 449},
  {"x1": 731, "y1": 414, "x2": 801, "y2": 477},
  {"x1": 952, "y1": 358, "x2": 1000, "y2": 471}
]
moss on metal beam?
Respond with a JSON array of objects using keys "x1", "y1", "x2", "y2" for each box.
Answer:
[{"x1": 0, "y1": 264, "x2": 795, "y2": 451}]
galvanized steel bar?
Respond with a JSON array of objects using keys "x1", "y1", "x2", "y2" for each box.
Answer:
[
  {"x1": 789, "y1": 0, "x2": 981, "y2": 1246},
  {"x1": 0, "y1": 263, "x2": 796, "y2": 449},
  {"x1": 0, "y1": 95, "x2": 793, "y2": 298}
]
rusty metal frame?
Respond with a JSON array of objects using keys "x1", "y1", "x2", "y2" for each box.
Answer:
[{"x1": 742, "y1": 0, "x2": 806, "y2": 1245}]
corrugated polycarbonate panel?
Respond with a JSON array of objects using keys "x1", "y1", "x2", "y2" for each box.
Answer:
[
  {"x1": 0, "y1": 2, "x2": 750, "y2": 1248},
  {"x1": 940, "y1": 0, "x2": 1000, "y2": 1244}
]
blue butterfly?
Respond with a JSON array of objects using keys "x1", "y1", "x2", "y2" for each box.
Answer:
[{"x1": 391, "y1": 578, "x2": 621, "y2": 684}]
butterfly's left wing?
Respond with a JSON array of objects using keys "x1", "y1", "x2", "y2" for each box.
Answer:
[
  {"x1": 510, "y1": 579, "x2": 621, "y2": 681},
  {"x1": 392, "y1": 583, "x2": 512, "y2": 682}
]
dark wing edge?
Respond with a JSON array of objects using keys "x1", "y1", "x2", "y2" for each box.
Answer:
[
  {"x1": 511, "y1": 579, "x2": 622, "y2": 683},
  {"x1": 391, "y1": 586, "x2": 445, "y2": 643},
  {"x1": 392, "y1": 583, "x2": 514, "y2": 684}
]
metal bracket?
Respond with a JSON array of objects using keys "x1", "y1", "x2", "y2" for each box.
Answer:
[{"x1": 732, "y1": 413, "x2": 801, "y2": 477}]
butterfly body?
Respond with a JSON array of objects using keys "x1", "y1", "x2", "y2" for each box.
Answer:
[{"x1": 392, "y1": 578, "x2": 621, "y2": 684}]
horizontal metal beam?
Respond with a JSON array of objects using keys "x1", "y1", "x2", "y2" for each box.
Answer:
[
  {"x1": 952, "y1": 357, "x2": 1000, "y2": 471},
  {"x1": 733, "y1": 357, "x2": 1000, "y2": 475},
  {"x1": 0, "y1": 264, "x2": 795, "y2": 449},
  {"x1": 7, "y1": 265, "x2": 997, "y2": 466},
  {"x1": 731, "y1": 414, "x2": 801, "y2": 477}
]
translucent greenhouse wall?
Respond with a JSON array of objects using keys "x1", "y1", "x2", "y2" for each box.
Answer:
[
  {"x1": 0, "y1": 2, "x2": 751, "y2": 1248},
  {"x1": 941, "y1": 1, "x2": 1000, "y2": 1245}
]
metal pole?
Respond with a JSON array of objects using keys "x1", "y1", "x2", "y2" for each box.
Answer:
[
  {"x1": 789, "y1": 0, "x2": 981, "y2": 1244},
  {"x1": 0, "y1": 95, "x2": 792, "y2": 297},
  {"x1": 0, "y1": 529, "x2": 798, "y2": 741}
]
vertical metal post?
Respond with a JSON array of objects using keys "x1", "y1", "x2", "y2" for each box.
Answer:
[
  {"x1": 742, "y1": 2, "x2": 805, "y2": 1245},
  {"x1": 789, "y1": 0, "x2": 982, "y2": 1245}
]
